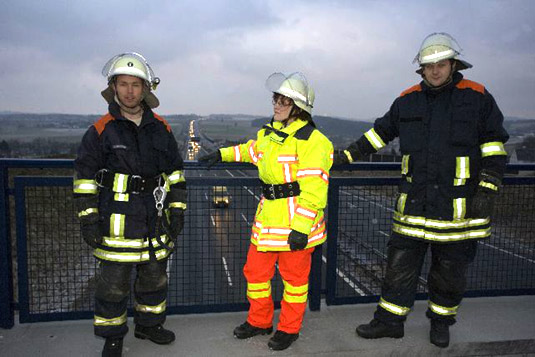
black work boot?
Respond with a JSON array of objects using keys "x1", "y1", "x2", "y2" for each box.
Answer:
[
  {"x1": 102, "y1": 337, "x2": 123, "y2": 357},
  {"x1": 268, "y1": 330, "x2": 299, "y2": 351},
  {"x1": 233, "y1": 321, "x2": 273, "y2": 339},
  {"x1": 134, "y1": 324, "x2": 175, "y2": 345},
  {"x1": 356, "y1": 319, "x2": 404, "y2": 339},
  {"x1": 430, "y1": 319, "x2": 450, "y2": 348}
]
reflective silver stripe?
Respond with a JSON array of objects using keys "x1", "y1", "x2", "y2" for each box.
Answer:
[
  {"x1": 113, "y1": 173, "x2": 128, "y2": 193},
  {"x1": 393, "y1": 212, "x2": 489, "y2": 229},
  {"x1": 168, "y1": 170, "x2": 185, "y2": 184},
  {"x1": 455, "y1": 156, "x2": 470, "y2": 180},
  {"x1": 102, "y1": 234, "x2": 169, "y2": 249},
  {"x1": 94, "y1": 312, "x2": 127, "y2": 326},
  {"x1": 135, "y1": 300, "x2": 166, "y2": 314},
  {"x1": 379, "y1": 297, "x2": 410, "y2": 316},
  {"x1": 93, "y1": 245, "x2": 173, "y2": 262},
  {"x1": 110, "y1": 214, "x2": 125, "y2": 237},
  {"x1": 397, "y1": 193, "x2": 407, "y2": 214},
  {"x1": 480, "y1": 141, "x2": 507, "y2": 157},
  {"x1": 343, "y1": 150, "x2": 354, "y2": 163},
  {"x1": 401, "y1": 155, "x2": 410, "y2": 175},
  {"x1": 479, "y1": 181, "x2": 498, "y2": 191},
  {"x1": 73, "y1": 179, "x2": 98, "y2": 194},
  {"x1": 169, "y1": 202, "x2": 187, "y2": 209},
  {"x1": 393, "y1": 223, "x2": 491, "y2": 242},
  {"x1": 78, "y1": 208, "x2": 98, "y2": 217},
  {"x1": 429, "y1": 301, "x2": 458, "y2": 316},
  {"x1": 114, "y1": 193, "x2": 129, "y2": 202},
  {"x1": 453, "y1": 198, "x2": 466, "y2": 220},
  {"x1": 454, "y1": 178, "x2": 466, "y2": 186},
  {"x1": 364, "y1": 128, "x2": 386, "y2": 150}
]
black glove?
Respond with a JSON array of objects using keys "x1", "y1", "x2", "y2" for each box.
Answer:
[
  {"x1": 169, "y1": 210, "x2": 185, "y2": 240},
  {"x1": 471, "y1": 187, "x2": 497, "y2": 218},
  {"x1": 80, "y1": 213, "x2": 102, "y2": 248},
  {"x1": 198, "y1": 150, "x2": 222, "y2": 168},
  {"x1": 333, "y1": 149, "x2": 350, "y2": 166},
  {"x1": 287, "y1": 230, "x2": 308, "y2": 251}
]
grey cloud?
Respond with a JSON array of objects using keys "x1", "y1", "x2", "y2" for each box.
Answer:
[{"x1": 0, "y1": 0, "x2": 534, "y2": 119}]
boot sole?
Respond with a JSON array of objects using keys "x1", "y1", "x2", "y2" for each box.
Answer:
[
  {"x1": 268, "y1": 334, "x2": 299, "y2": 351},
  {"x1": 430, "y1": 338, "x2": 449, "y2": 348},
  {"x1": 134, "y1": 332, "x2": 175, "y2": 345},
  {"x1": 356, "y1": 328, "x2": 404, "y2": 339},
  {"x1": 234, "y1": 327, "x2": 273, "y2": 339}
]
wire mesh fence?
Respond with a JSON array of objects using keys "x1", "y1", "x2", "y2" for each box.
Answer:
[
  {"x1": 329, "y1": 179, "x2": 535, "y2": 303},
  {"x1": 15, "y1": 176, "x2": 288, "y2": 321},
  {"x1": 2, "y1": 163, "x2": 534, "y2": 324}
]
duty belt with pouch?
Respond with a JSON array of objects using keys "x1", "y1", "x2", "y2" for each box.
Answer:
[
  {"x1": 262, "y1": 181, "x2": 300, "y2": 200},
  {"x1": 95, "y1": 169, "x2": 162, "y2": 194}
]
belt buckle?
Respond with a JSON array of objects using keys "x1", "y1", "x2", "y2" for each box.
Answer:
[{"x1": 130, "y1": 175, "x2": 143, "y2": 194}]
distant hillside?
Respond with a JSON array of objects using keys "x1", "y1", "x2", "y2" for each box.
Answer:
[
  {"x1": 504, "y1": 118, "x2": 535, "y2": 136},
  {"x1": 250, "y1": 115, "x2": 372, "y2": 147}
]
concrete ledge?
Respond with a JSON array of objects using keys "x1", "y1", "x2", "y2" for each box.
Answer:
[{"x1": 1, "y1": 295, "x2": 534, "y2": 356}]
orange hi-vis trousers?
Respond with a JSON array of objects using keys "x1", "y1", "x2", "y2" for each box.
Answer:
[{"x1": 243, "y1": 244, "x2": 314, "y2": 334}]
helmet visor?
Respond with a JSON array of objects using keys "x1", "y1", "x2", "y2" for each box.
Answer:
[
  {"x1": 413, "y1": 32, "x2": 463, "y2": 65},
  {"x1": 265, "y1": 72, "x2": 313, "y2": 108},
  {"x1": 102, "y1": 52, "x2": 157, "y2": 85}
]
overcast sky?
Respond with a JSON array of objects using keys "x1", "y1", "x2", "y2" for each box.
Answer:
[{"x1": 1, "y1": 0, "x2": 534, "y2": 120}]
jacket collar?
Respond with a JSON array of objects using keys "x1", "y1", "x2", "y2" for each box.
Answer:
[
  {"x1": 262, "y1": 119, "x2": 309, "y2": 144},
  {"x1": 109, "y1": 101, "x2": 155, "y2": 127},
  {"x1": 421, "y1": 71, "x2": 463, "y2": 92}
]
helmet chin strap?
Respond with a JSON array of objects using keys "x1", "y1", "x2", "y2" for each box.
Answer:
[
  {"x1": 112, "y1": 84, "x2": 147, "y2": 116},
  {"x1": 114, "y1": 94, "x2": 144, "y2": 116},
  {"x1": 281, "y1": 106, "x2": 299, "y2": 127}
]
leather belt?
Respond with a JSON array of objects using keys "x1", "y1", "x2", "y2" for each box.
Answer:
[
  {"x1": 262, "y1": 181, "x2": 300, "y2": 200},
  {"x1": 95, "y1": 169, "x2": 162, "y2": 194}
]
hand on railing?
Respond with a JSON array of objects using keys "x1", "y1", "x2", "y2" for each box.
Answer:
[{"x1": 198, "y1": 150, "x2": 222, "y2": 168}]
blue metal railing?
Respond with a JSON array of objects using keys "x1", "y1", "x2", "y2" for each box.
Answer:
[{"x1": 1, "y1": 159, "x2": 534, "y2": 328}]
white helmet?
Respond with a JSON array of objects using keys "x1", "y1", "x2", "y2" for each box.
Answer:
[
  {"x1": 413, "y1": 32, "x2": 472, "y2": 73},
  {"x1": 266, "y1": 72, "x2": 314, "y2": 115},
  {"x1": 101, "y1": 52, "x2": 161, "y2": 108}
]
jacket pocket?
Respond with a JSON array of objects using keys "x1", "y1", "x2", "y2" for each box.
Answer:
[
  {"x1": 399, "y1": 117, "x2": 424, "y2": 152},
  {"x1": 450, "y1": 106, "x2": 478, "y2": 146},
  {"x1": 152, "y1": 134, "x2": 169, "y2": 171}
]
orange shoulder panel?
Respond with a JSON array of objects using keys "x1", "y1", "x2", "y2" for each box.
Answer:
[
  {"x1": 456, "y1": 79, "x2": 485, "y2": 94},
  {"x1": 93, "y1": 113, "x2": 115, "y2": 136},
  {"x1": 153, "y1": 113, "x2": 172, "y2": 132},
  {"x1": 400, "y1": 84, "x2": 422, "y2": 97}
]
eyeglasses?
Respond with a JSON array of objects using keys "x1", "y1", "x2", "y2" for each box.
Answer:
[{"x1": 272, "y1": 98, "x2": 293, "y2": 107}]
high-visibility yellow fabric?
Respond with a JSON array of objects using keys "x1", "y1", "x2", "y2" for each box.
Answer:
[{"x1": 220, "y1": 119, "x2": 333, "y2": 252}]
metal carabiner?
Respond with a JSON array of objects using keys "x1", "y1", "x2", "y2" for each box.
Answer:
[{"x1": 153, "y1": 176, "x2": 167, "y2": 216}]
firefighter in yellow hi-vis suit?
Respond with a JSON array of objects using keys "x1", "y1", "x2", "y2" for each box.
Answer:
[{"x1": 199, "y1": 72, "x2": 333, "y2": 351}]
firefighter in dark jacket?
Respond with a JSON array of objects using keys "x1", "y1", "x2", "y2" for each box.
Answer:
[
  {"x1": 334, "y1": 33, "x2": 509, "y2": 348},
  {"x1": 73, "y1": 52, "x2": 186, "y2": 357}
]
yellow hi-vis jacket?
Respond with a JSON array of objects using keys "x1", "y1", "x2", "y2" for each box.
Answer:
[{"x1": 220, "y1": 119, "x2": 333, "y2": 252}]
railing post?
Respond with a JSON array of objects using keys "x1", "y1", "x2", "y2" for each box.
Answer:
[
  {"x1": 308, "y1": 245, "x2": 322, "y2": 311},
  {"x1": 0, "y1": 162, "x2": 14, "y2": 328},
  {"x1": 325, "y1": 179, "x2": 340, "y2": 306}
]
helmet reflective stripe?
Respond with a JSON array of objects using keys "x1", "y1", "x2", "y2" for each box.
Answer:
[
  {"x1": 414, "y1": 32, "x2": 472, "y2": 70},
  {"x1": 109, "y1": 57, "x2": 149, "y2": 81},
  {"x1": 278, "y1": 85, "x2": 308, "y2": 103},
  {"x1": 266, "y1": 72, "x2": 314, "y2": 115},
  {"x1": 101, "y1": 52, "x2": 161, "y2": 108},
  {"x1": 102, "y1": 52, "x2": 157, "y2": 86},
  {"x1": 420, "y1": 48, "x2": 456, "y2": 64}
]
